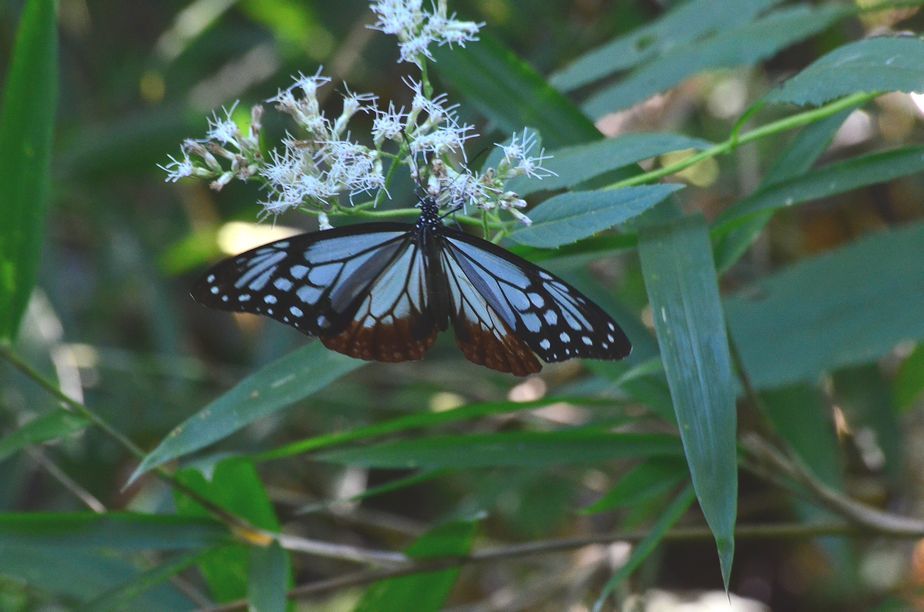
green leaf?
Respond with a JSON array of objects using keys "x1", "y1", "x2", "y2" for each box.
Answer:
[
  {"x1": 131, "y1": 343, "x2": 363, "y2": 481},
  {"x1": 508, "y1": 185, "x2": 683, "y2": 248},
  {"x1": 761, "y1": 384, "x2": 843, "y2": 487},
  {"x1": 248, "y1": 542, "x2": 290, "y2": 612},
  {"x1": 82, "y1": 550, "x2": 208, "y2": 612},
  {"x1": 255, "y1": 396, "x2": 612, "y2": 462},
  {"x1": 433, "y1": 33, "x2": 600, "y2": 148},
  {"x1": 766, "y1": 37, "x2": 924, "y2": 106},
  {"x1": 895, "y1": 344, "x2": 924, "y2": 412},
  {"x1": 0, "y1": 0, "x2": 58, "y2": 341},
  {"x1": 551, "y1": 0, "x2": 780, "y2": 91},
  {"x1": 592, "y1": 484, "x2": 695, "y2": 611},
  {"x1": 507, "y1": 133, "x2": 713, "y2": 197},
  {"x1": 638, "y1": 214, "x2": 737, "y2": 590},
  {"x1": 582, "y1": 4, "x2": 846, "y2": 117},
  {"x1": 0, "y1": 410, "x2": 89, "y2": 462},
  {"x1": 175, "y1": 458, "x2": 283, "y2": 602},
  {"x1": 319, "y1": 431, "x2": 681, "y2": 469},
  {"x1": 726, "y1": 222, "x2": 924, "y2": 389},
  {"x1": 581, "y1": 457, "x2": 687, "y2": 514},
  {"x1": 355, "y1": 519, "x2": 478, "y2": 612},
  {"x1": 0, "y1": 548, "x2": 192, "y2": 608},
  {"x1": 713, "y1": 107, "x2": 854, "y2": 273},
  {"x1": 714, "y1": 146, "x2": 924, "y2": 229},
  {"x1": 0, "y1": 512, "x2": 227, "y2": 549}
]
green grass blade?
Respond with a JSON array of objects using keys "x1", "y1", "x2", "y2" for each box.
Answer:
[
  {"x1": 0, "y1": 0, "x2": 58, "y2": 341},
  {"x1": 0, "y1": 409, "x2": 88, "y2": 462},
  {"x1": 318, "y1": 431, "x2": 681, "y2": 469},
  {"x1": 638, "y1": 214, "x2": 737, "y2": 590},
  {"x1": 248, "y1": 543, "x2": 290, "y2": 612},
  {"x1": 592, "y1": 484, "x2": 695, "y2": 611}
]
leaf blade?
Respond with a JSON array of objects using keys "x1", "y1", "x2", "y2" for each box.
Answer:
[
  {"x1": 638, "y1": 214, "x2": 737, "y2": 589},
  {"x1": 132, "y1": 343, "x2": 363, "y2": 480},
  {"x1": 508, "y1": 185, "x2": 683, "y2": 248},
  {"x1": 0, "y1": 0, "x2": 58, "y2": 340}
]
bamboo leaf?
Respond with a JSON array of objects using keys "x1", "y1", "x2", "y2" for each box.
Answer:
[
  {"x1": 508, "y1": 185, "x2": 683, "y2": 248},
  {"x1": 131, "y1": 343, "x2": 363, "y2": 481},
  {"x1": 0, "y1": 410, "x2": 89, "y2": 462},
  {"x1": 433, "y1": 33, "x2": 599, "y2": 148},
  {"x1": 766, "y1": 37, "x2": 924, "y2": 106},
  {"x1": 0, "y1": 0, "x2": 58, "y2": 340},
  {"x1": 319, "y1": 431, "x2": 681, "y2": 469},
  {"x1": 638, "y1": 214, "x2": 737, "y2": 589}
]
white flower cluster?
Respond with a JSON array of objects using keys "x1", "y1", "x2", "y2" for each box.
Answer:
[
  {"x1": 160, "y1": 1, "x2": 554, "y2": 227},
  {"x1": 370, "y1": 0, "x2": 483, "y2": 65}
]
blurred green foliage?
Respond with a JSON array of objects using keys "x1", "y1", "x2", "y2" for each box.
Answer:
[{"x1": 1, "y1": 1, "x2": 924, "y2": 610}]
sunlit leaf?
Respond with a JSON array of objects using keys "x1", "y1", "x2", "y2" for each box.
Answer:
[
  {"x1": 638, "y1": 214, "x2": 737, "y2": 589},
  {"x1": 895, "y1": 344, "x2": 924, "y2": 412},
  {"x1": 0, "y1": 0, "x2": 58, "y2": 340},
  {"x1": 766, "y1": 37, "x2": 924, "y2": 106}
]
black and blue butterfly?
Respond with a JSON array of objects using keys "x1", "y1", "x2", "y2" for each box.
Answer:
[{"x1": 192, "y1": 196, "x2": 631, "y2": 375}]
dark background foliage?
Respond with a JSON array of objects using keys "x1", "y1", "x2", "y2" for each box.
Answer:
[{"x1": 1, "y1": 0, "x2": 923, "y2": 610}]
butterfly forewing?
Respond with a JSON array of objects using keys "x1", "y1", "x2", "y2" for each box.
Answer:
[
  {"x1": 191, "y1": 223, "x2": 414, "y2": 338},
  {"x1": 440, "y1": 231, "x2": 632, "y2": 364}
]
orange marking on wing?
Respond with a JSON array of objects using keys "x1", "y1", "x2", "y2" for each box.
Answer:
[
  {"x1": 321, "y1": 317, "x2": 438, "y2": 363},
  {"x1": 453, "y1": 316, "x2": 540, "y2": 376}
]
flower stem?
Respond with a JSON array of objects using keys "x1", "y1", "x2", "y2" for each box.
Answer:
[{"x1": 607, "y1": 92, "x2": 879, "y2": 190}]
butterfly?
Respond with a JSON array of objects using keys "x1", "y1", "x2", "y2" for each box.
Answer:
[{"x1": 192, "y1": 196, "x2": 631, "y2": 375}]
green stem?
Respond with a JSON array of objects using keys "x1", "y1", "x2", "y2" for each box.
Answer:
[{"x1": 607, "y1": 92, "x2": 879, "y2": 190}]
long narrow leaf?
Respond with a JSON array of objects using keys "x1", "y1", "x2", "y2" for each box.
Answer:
[
  {"x1": 82, "y1": 550, "x2": 208, "y2": 612},
  {"x1": 131, "y1": 343, "x2": 363, "y2": 481},
  {"x1": 582, "y1": 4, "x2": 845, "y2": 117},
  {"x1": 0, "y1": 0, "x2": 58, "y2": 340},
  {"x1": 726, "y1": 222, "x2": 924, "y2": 389},
  {"x1": 638, "y1": 214, "x2": 737, "y2": 589},
  {"x1": 508, "y1": 185, "x2": 683, "y2": 248},
  {"x1": 319, "y1": 431, "x2": 681, "y2": 469},
  {"x1": 433, "y1": 33, "x2": 600, "y2": 148},
  {"x1": 551, "y1": 0, "x2": 780, "y2": 91},
  {"x1": 766, "y1": 37, "x2": 924, "y2": 106},
  {"x1": 0, "y1": 410, "x2": 89, "y2": 462}
]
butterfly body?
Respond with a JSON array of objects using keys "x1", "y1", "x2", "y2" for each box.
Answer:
[{"x1": 193, "y1": 198, "x2": 631, "y2": 375}]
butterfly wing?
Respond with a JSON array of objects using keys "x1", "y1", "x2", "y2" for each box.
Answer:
[
  {"x1": 439, "y1": 228, "x2": 632, "y2": 368},
  {"x1": 439, "y1": 243, "x2": 541, "y2": 376},
  {"x1": 192, "y1": 223, "x2": 443, "y2": 362}
]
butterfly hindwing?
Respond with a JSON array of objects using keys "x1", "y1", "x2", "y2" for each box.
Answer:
[
  {"x1": 440, "y1": 230, "x2": 632, "y2": 364},
  {"x1": 321, "y1": 238, "x2": 443, "y2": 362},
  {"x1": 440, "y1": 245, "x2": 541, "y2": 376}
]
